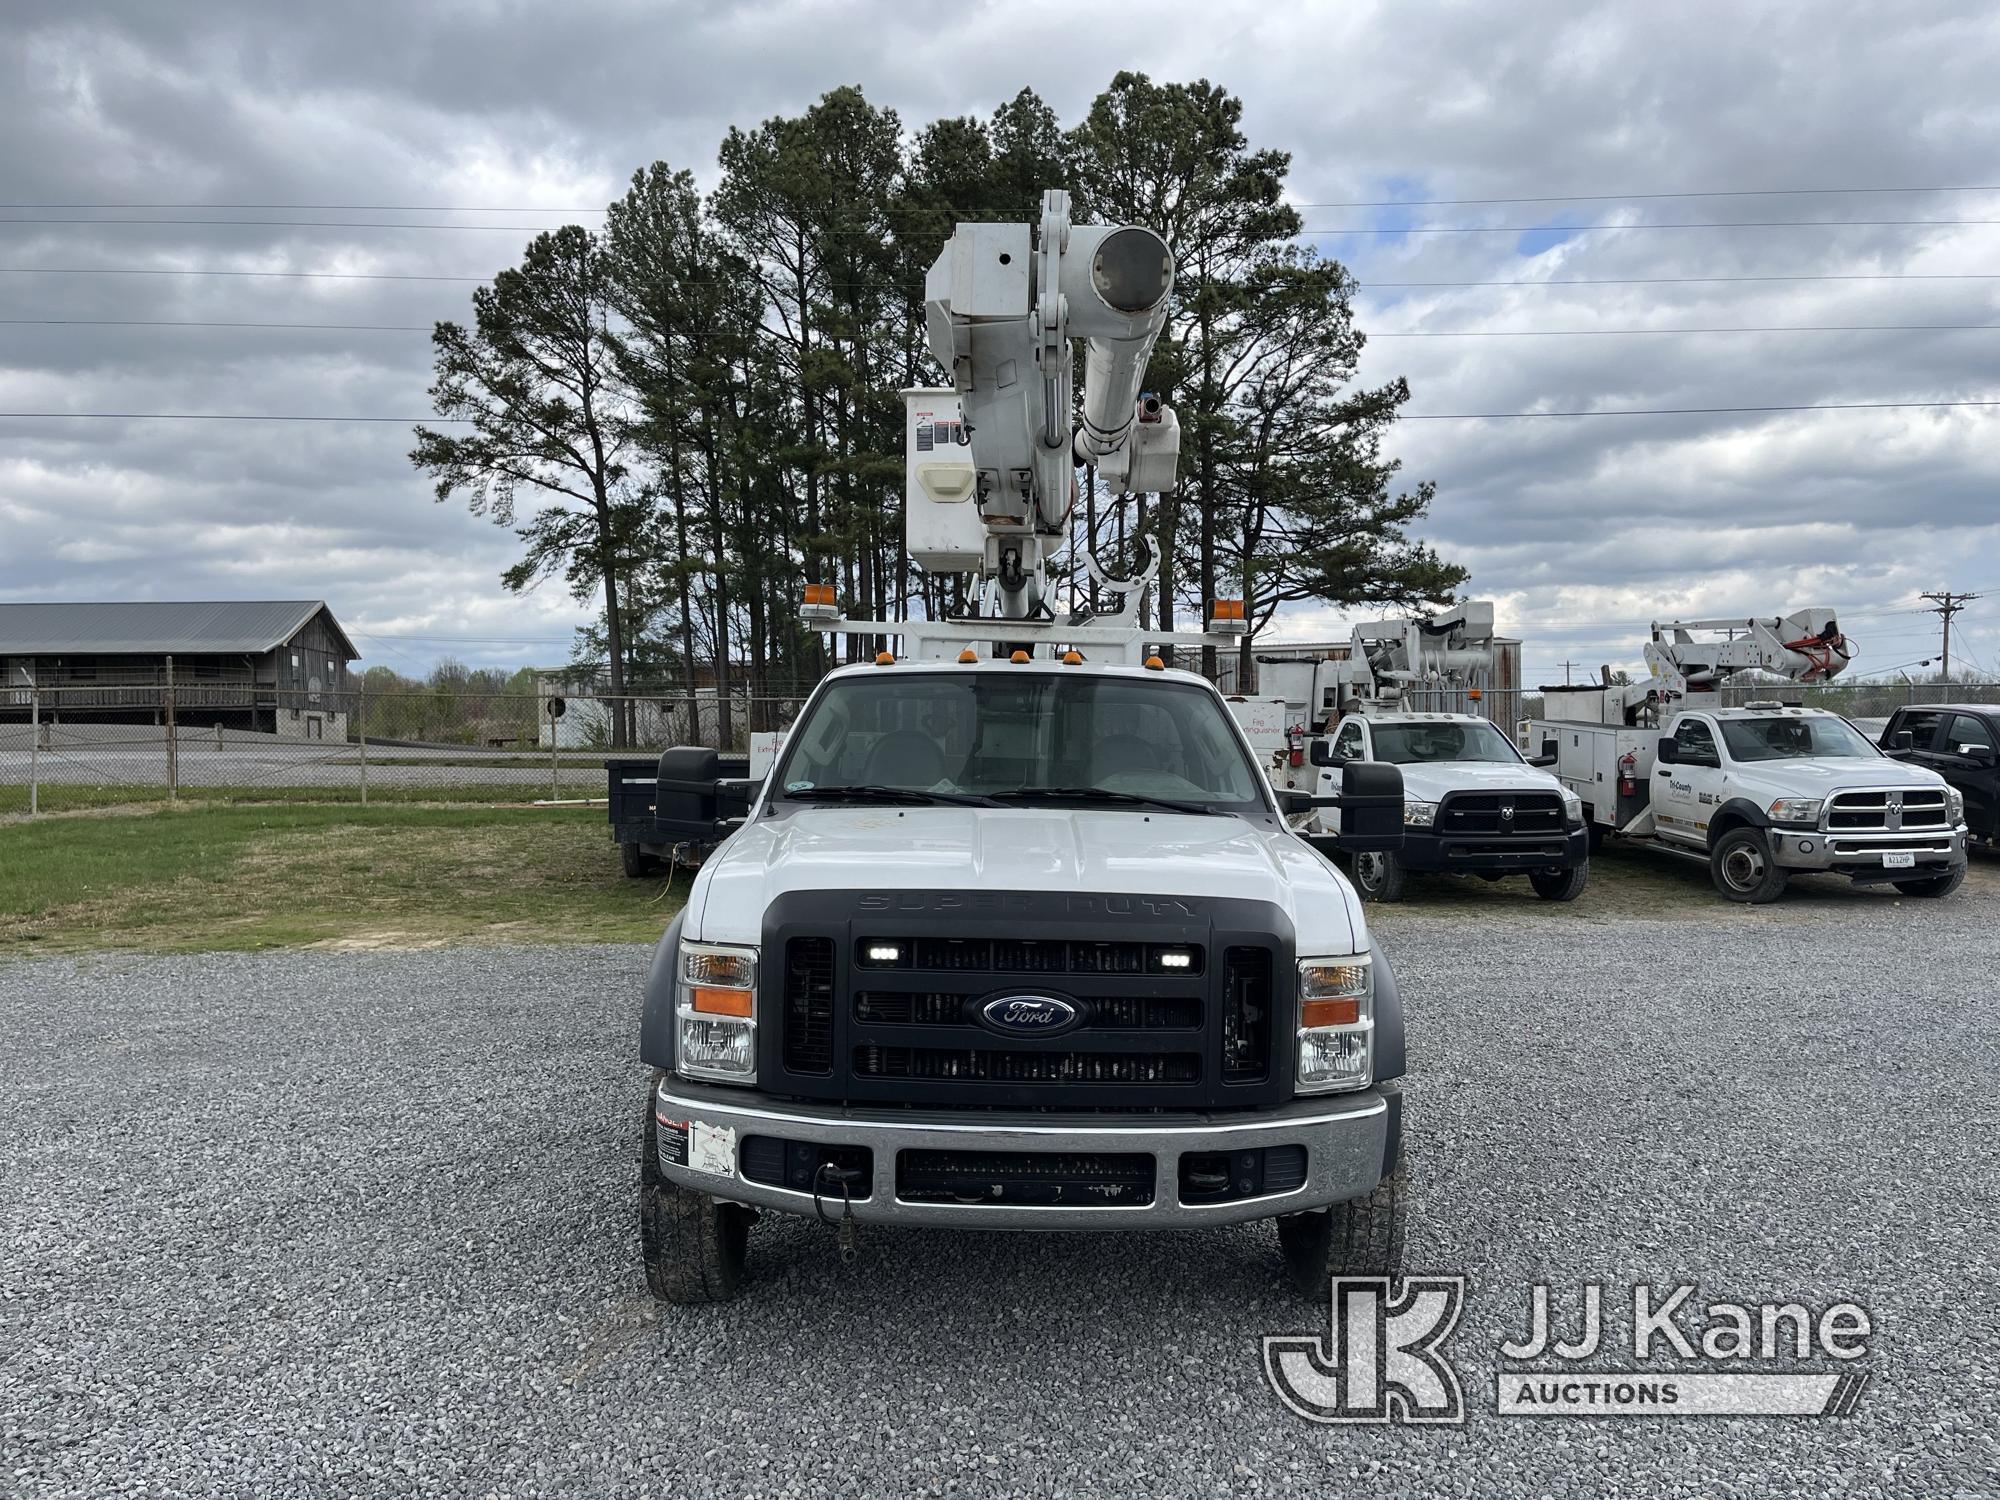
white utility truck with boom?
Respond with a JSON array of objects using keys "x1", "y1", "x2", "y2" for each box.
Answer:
[
  {"x1": 1528, "y1": 612, "x2": 1967, "y2": 903},
  {"x1": 1274, "y1": 603, "x2": 1590, "y2": 902},
  {"x1": 637, "y1": 192, "x2": 1414, "y2": 1304}
]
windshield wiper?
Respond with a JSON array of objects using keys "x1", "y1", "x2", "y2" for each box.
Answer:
[
  {"x1": 992, "y1": 785, "x2": 1221, "y2": 817},
  {"x1": 783, "y1": 784, "x2": 1002, "y2": 807}
]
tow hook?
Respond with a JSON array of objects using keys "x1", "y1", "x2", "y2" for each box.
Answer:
[{"x1": 812, "y1": 1163, "x2": 865, "y2": 1264}]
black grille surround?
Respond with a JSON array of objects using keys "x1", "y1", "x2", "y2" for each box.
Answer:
[
  {"x1": 1437, "y1": 790, "x2": 1566, "y2": 837},
  {"x1": 760, "y1": 889, "x2": 1297, "y2": 1110}
]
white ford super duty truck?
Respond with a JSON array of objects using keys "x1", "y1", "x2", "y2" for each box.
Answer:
[{"x1": 637, "y1": 656, "x2": 1411, "y2": 1302}]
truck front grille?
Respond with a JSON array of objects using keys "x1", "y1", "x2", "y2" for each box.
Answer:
[
  {"x1": 854, "y1": 992, "x2": 1199, "y2": 1029},
  {"x1": 782, "y1": 937, "x2": 836, "y2": 1075},
  {"x1": 897, "y1": 1149, "x2": 1156, "y2": 1206},
  {"x1": 1826, "y1": 789, "x2": 1950, "y2": 832},
  {"x1": 855, "y1": 1046, "x2": 1200, "y2": 1085},
  {"x1": 1437, "y1": 791, "x2": 1565, "y2": 836},
  {"x1": 762, "y1": 891, "x2": 1290, "y2": 1109}
]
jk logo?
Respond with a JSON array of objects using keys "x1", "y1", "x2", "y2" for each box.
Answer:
[{"x1": 1262, "y1": 1277, "x2": 1467, "y2": 1425}]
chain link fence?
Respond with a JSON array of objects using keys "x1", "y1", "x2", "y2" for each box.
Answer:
[{"x1": 0, "y1": 685, "x2": 809, "y2": 812}]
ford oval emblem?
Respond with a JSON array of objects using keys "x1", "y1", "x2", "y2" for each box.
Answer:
[{"x1": 980, "y1": 994, "x2": 1080, "y2": 1037}]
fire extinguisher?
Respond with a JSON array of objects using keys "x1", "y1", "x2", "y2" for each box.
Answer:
[
  {"x1": 1618, "y1": 749, "x2": 1638, "y2": 798},
  {"x1": 1287, "y1": 723, "x2": 1306, "y2": 768}
]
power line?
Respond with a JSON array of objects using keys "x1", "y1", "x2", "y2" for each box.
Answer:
[
  {"x1": 1400, "y1": 400, "x2": 2000, "y2": 420},
  {"x1": 1920, "y1": 590, "x2": 1982, "y2": 679},
  {"x1": 0, "y1": 265, "x2": 487, "y2": 283},
  {"x1": 1359, "y1": 273, "x2": 2000, "y2": 289},
  {"x1": 4, "y1": 213, "x2": 1999, "y2": 236},
  {"x1": 1370, "y1": 324, "x2": 2000, "y2": 338},
  {"x1": 3, "y1": 399, "x2": 1996, "y2": 424},
  {"x1": 10, "y1": 184, "x2": 2000, "y2": 214},
  {"x1": 1300, "y1": 218, "x2": 2000, "y2": 235},
  {"x1": 0, "y1": 318, "x2": 432, "y2": 331},
  {"x1": 15, "y1": 317, "x2": 2000, "y2": 339}
]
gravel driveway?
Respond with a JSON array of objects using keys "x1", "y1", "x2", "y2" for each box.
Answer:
[{"x1": 3, "y1": 896, "x2": 1995, "y2": 1498}]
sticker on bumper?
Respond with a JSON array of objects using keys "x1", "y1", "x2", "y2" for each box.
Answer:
[
  {"x1": 688, "y1": 1119, "x2": 737, "y2": 1178},
  {"x1": 657, "y1": 1116, "x2": 689, "y2": 1169}
]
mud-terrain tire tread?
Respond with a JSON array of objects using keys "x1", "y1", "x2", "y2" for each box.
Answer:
[
  {"x1": 640, "y1": 1071, "x2": 751, "y2": 1304},
  {"x1": 1277, "y1": 1157, "x2": 1407, "y2": 1296},
  {"x1": 1529, "y1": 861, "x2": 1590, "y2": 901}
]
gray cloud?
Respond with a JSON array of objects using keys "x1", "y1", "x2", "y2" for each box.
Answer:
[{"x1": 2, "y1": 0, "x2": 1998, "y2": 680}]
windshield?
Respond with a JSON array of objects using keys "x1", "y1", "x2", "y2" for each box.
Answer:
[
  {"x1": 1370, "y1": 719, "x2": 1522, "y2": 765},
  {"x1": 1719, "y1": 715, "x2": 1879, "y2": 762},
  {"x1": 771, "y1": 671, "x2": 1270, "y2": 816}
]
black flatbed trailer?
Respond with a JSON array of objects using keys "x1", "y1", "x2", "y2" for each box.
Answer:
[{"x1": 608, "y1": 747, "x2": 756, "y2": 877}]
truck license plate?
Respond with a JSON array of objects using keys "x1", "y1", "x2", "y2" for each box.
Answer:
[{"x1": 1883, "y1": 852, "x2": 1916, "y2": 869}]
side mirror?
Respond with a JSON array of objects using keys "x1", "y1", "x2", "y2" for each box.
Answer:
[
  {"x1": 1330, "y1": 761, "x2": 1404, "y2": 854},
  {"x1": 1887, "y1": 731, "x2": 1914, "y2": 754},
  {"x1": 1528, "y1": 753, "x2": 1558, "y2": 768},
  {"x1": 1308, "y1": 738, "x2": 1341, "y2": 768},
  {"x1": 1276, "y1": 788, "x2": 1314, "y2": 816},
  {"x1": 1968, "y1": 744, "x2": 1998, "y2": 767},
  {"x1": 1655, "y1": 737, "x2": 1680, "y2": 765}
]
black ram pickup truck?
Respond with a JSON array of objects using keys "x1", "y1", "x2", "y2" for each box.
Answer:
[{"x1": 1879, "y1": 704, "x2": 2000, "y2": 846}]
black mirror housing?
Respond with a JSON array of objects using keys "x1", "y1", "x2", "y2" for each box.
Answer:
[
  {"x1": 1655, "y1": 737, "x2": 1680, "y2": 765},
  {"x1": 1969, "y1": 744, "x2": 1998, "y2": 767},
  {"x1": 1528, "y1": 753, "x2": 1558, "y2": 767},
  {"x1": 1275, "y1": 788, "x2": 1314, "y2": 816},
  {"x1": 1887, "y1": 730, "x2": 1914, "y2": 753},
  {"x1": 1330, "y1": 760, "x2": 1404, "y2": 853},
  {"x1": 1308, "y1": 738, "x2": 1339, "y2": 768}
]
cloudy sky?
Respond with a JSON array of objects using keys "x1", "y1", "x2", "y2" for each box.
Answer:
[{"x1": 3, "y1": 0, "x2": 1997, "y2": 685}]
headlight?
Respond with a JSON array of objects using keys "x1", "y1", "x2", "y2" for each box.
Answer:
[
  {"x1": 1767, "y1": 797, "x2": 1823, "y2": 825},
  {"x1": 677, "y1": 941, "x2": 758, "y2": 1083},
  {"x1": 1946, "y1": 788, "x2": 1965, "y2": 823},
  {"x1": 1560, "y1": 790, "x2": 1584, "y2": 826},
  {"x1": 1296, "y1": 953, "x2": 1372, "y2": 1094},
  {"x1": 1404, "y1": 801, "x2": 1437, "y2": 827}
]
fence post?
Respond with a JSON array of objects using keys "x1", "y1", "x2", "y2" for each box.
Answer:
[
  {"x1": 550, "y1": 706, "x2": 560, "y2": 802},
  {"x1": 164, "y1": 655, "x2": 178, "y2": 802},
  {"x1": 358, "y1": 681, "x2": 369, "y2": 807},
  {"x1": 28, "y1": 687, "x2": 38, "y2": 816}
]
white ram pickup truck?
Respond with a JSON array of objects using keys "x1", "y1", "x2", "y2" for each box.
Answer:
[
  {"x1": 637, "y1": 656, "x2": 1410, "y2": 1303},
  {"x1": 1532, "y1": 703, "x2": 1968, "y2": 902},
  {"x1": 1308, "y1": 711, "x2": 1590, "y2": 903}
]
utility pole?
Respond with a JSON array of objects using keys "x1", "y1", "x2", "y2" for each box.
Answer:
[{"x1": 1919, "y1": 591, "x2": 1980, "y2": 682}]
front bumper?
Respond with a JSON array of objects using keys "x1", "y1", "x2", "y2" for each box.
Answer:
[
  {"x1": 1767, "y1": 824, "x2": 1967, "y2": 879},
  {"x1": 1395, "y1": 824, "x2": 1590, "y2": 874},
  {"x1": 653, "y1": 1076, "x2": 1393, "y2": 1229}
]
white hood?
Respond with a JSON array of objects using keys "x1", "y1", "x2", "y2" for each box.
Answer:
[
  {"x1": 1724, "y1": 756, "x2": 1950, "y2": 796},
  {"x1": 687, "y1": 806, "x2": 1365, "y2": 954},
  {"x1": 1390, "y1": 759, "x2": 1568, "y2": 805}
]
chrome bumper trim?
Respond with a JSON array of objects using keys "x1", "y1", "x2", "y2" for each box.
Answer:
[{"x1": 653, "y1": 1079, "x2": 1391, "y2": 1229}]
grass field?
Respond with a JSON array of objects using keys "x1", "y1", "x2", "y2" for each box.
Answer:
[
  {"x1": 0, "y1": 804, "x2": 686, "y2": 955},
  {"x1": 0, "y1": 783, "x2": 596, "y2": 815}
]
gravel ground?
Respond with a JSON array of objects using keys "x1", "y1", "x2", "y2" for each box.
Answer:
[{"x1": 3, "y1": 896, "x2": 1997, "y2": 1499}]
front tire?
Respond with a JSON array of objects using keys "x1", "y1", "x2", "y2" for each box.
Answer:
[
  {"x1": 1277, "y1": 1157, "x2": 1407, "y2": 1296},
  {"x1": 1893, "y1": 865, "x2": 1966, "y2": 899},
  {"x1": 1352, "y1": 850, "x2": 1408, "y2": 903},
  {"x1": 1709, "y1": 827, "x2": 1789, "y2": 904},
  {"x1": 641, "y1": 1073, "x2": 751, "y2": 1304},
  {"x1": 1529, "y1": 861, "x2": 1589, "y2": 901}
]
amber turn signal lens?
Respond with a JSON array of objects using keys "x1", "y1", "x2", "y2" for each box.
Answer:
[
  {"x1": 1300, "y1": 997, "x2": 1360, "y2": 1029},
  {"x1": 1010, "y1": 650, "x2": 1030, "y2": 663},
  {"x1": 691, "y1": 986, "x2": 753, "y2": 1018}
]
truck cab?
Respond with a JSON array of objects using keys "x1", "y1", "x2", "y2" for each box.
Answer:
[
  {"x1": 638, "y1": 657, "x2": 1410, "y2": 1304},
  {"x1": 1309, "y1": 711, "x2": 1589, "y2": 902},
  {"x1": 1879, "y1": 703, "x2": 2000, "y2": 847},
  {"x1": 1649, "y1": 705, "x2": 1968, "y2": 900}
]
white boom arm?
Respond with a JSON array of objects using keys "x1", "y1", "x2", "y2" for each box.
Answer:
[
  {"x1": 813, "y1": 189, "x2": 1240, "y2": 666},
  {"x1": 1602, "y1": 608, "x2": 1853, "y2": 721},
  {"x1": 918, "y1": 189, "x2": 1179, "y2": 618}
]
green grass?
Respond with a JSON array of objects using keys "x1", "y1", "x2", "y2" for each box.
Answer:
[
  {"x1": 0, "y1": 783, "x2": 600, "y2": 814},
  {"x1": 0, "y1": 804, "x2": 685, "y2": 955}
]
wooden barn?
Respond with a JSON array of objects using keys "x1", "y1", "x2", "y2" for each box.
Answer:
[{"x1": 0, "y1": 600, "x2": 358, "y2": 739}]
